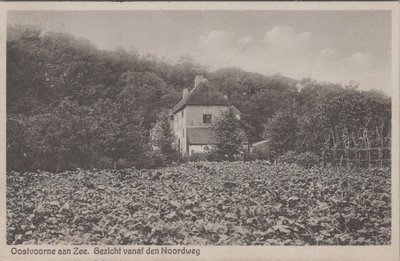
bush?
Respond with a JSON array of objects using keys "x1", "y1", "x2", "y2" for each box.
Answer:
[
  {"x1": 279, "y1": 151, "x2": 320, "y2": 169},
  {"x1": 243, "y1": 149, "x2": 266, "y2": 162},
  {"x1": 117, "y1": 158, "x2": 135, "y2": 169},
  {"x1": 188, "y1": 152, "x2": 209, "y2": 162},
  {"x1": 137, "y1": 150, "x2": 168, "y2": 169},
  {"x1": 96, "y1": 156, "x2": 114, "y2": 169},
  {"x1": 278, "y1": 151, "x2": 297, "y2": 164},
  {"x1": 296, "y1": 152, "x2": 321, "y2": 168}
]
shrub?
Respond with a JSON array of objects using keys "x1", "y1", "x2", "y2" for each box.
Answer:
[
  {"x1": 117, "y1": 158, "x2": 135, "y2": 169},
  {"x1": 141, "y1": 150, "x2": 167, "y2": 169},
  {"x1": 188, "y1": 152, "x2": 209, "y2": 162},
  {"x1": 278, "y1": 151, "x2": 297, "y2": 164},
  {"x1": 96, "y1": 156, "x2": 114, "y2": 169},
  {"x1": 243, "y1": 151, "x2": 257, "y2": 162},
  {"x1": 279, "y1": 151, "x2": 320, "y2": 169},
  {"x1": 296, "y1": 152, "x2": 321, "y2": 168}
]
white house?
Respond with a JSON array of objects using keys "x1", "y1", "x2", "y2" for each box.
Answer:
[{"x1": 170, "y1": 75, "x2": 240, "y2": 157}]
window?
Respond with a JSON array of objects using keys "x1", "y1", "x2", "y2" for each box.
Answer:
[
  {"x1": 183, "y1": 129, "x2": 184, "y2": 137},
  {"x1": 182, "y1": 110, "x2": 184, "y2": 117},
  {"x1": 203, "y1": 114, "x2": 212, "y2": 124}
]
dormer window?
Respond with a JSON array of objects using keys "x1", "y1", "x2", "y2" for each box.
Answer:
[{"x1": 203, "y1": 114, "x2": 212, "y2": 124}]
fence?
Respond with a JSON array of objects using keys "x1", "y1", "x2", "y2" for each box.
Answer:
[{"x1": 324, "y1": 147, "x2": 391, "y2": 168}]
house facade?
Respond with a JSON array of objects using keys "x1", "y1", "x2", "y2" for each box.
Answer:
[
  {"x1": 170, "y1": 75, "x2": 270, "y2": 160},
  {"x1": 170, "y1": 75, "x2": 239, "y2": 157}
]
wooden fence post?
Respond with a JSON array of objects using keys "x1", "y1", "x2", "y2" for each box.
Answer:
[
  {"x1": 333, "y1": 149, "x2": 337, "y2": 167},
  {"x1": 368, "y1": 149, "x2": 371, "y2": 168}
]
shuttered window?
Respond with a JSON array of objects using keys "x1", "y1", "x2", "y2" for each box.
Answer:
[{"x1": 203, "y1": 114, "x2": 212, "y2": 124}]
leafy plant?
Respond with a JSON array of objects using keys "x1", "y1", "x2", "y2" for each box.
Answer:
[
  {"x1": 6, "y1": 162, "x2": 390, "y2": 245},
  {"x1": 279, "y1": 151, "x2": 321, "y2": 169}
]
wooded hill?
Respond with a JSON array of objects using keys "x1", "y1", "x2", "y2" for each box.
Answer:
[{"x1": 7, "y1": 24, "x2": 391, "y2": 171}]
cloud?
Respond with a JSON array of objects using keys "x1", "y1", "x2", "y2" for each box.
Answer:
[
  {"x1": 346, "y1": 52, "x2": 374, "y2": 69},
  {"x1": 198, "y1": 30, "x2": 235, "y2": 52},
  {"x1": 309, "y1": 50, "x2": 389, "y2": 93},
  {"x1": 193, "y1": 27, "x2": 388, "y2": 94},
  {"x1": 196, "y1": 30, "x2": 251, "y2": 68},
  {"x1": 237, "y1": 36, "x2": 253, "y2": 46},
  {"x1": 312, "y1": 50, "x2": 376, "y2": 80},
  {"x1": 319, "y1": 48, "x2": 337, "y2": 60},
  {"x1": 264, "y1": 25, "x2": 313, "y2": 54}
]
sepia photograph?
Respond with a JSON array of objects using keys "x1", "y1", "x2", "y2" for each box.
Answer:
[{"x1": 1, "y1": 2, "x2": 399, "y2": 260}]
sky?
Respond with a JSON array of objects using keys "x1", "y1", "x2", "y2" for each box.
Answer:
[{"x1": 8, "y1": 10, "x2": 392, "y2": 94}]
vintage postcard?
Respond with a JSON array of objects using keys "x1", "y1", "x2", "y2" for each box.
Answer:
[{"x1": 0, "y1": 1, "x2": 399, "y2": 261}]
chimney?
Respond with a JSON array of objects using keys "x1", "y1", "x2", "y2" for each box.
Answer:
[
  {"x1": 194, "y1": 75, "x2": 205, "y2": 88},
  {"x1": 182, "y1": 88, "x2": 189, "y2": 99}
]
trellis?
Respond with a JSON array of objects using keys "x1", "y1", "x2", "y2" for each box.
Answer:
[{"x1": 324, "y1": 147, "x2": 391, "y2": 168}]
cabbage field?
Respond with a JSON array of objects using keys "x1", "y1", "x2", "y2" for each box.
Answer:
[{"x1": 6, "y1": 161, "x2": 391, "y2": 245}]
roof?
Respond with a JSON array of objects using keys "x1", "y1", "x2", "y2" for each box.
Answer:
[
  {"x1": 252, "y1": 139, "x2": 270, "y2": 147},
  {"x1": 187, "y1": 127, "x2": 217, "y2": 145},
  {"x1": 172, "y1": 80, "x2": 230, "y2": 114}
]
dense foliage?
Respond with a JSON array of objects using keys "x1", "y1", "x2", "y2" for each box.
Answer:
[
  {"x1": 7, "y1": 162, "x2": 390, "y2": 245},
  {"x1": 7, "y1": 24, "x2": 391, "y2": 171},
  {"x1": 279, "y1": 151, "x2": 321, "y2": 169},
  {"x1": 150, "y1": 112, "x2": 181, "y2": 166},
  {"x1": 211, "y1": 108, "x2": 247, "y2": 161}
]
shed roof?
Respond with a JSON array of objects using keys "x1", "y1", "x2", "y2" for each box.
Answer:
[
  {"x1": 187, "y1": 127, "x2": 217, "y2": 145},
  {"x1": 172, "y1": 80, "x2": 230, "y2": 114}
]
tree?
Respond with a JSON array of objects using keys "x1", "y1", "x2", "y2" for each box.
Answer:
[
  {"x1": 7, "y1": 117, "x2": 31, "y2": 171},
  {"x1": 264, "y1": 108, "x2": 298, "y2": 158},
  {"x1": 211, "y1": 108, "x2": 246, "y2": 161},
  {"x1": 6, "y1": 24, "x2": 391, "y2": 171},
  {"x1": 25, "y1": 98, "x2": 88, "y2": 172},
  {"x1": 91, "y1": 98, "x2": 150, "y2": 169},
  {"x1": 150, "y1": 112, "x2": 180, "y2": 164},
  {"x1": 118, "y1": 71, "x2": 168, "y2": 130},
  {"x1": 210, "y1": 68, "x2": 297, "y2": 138}
]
